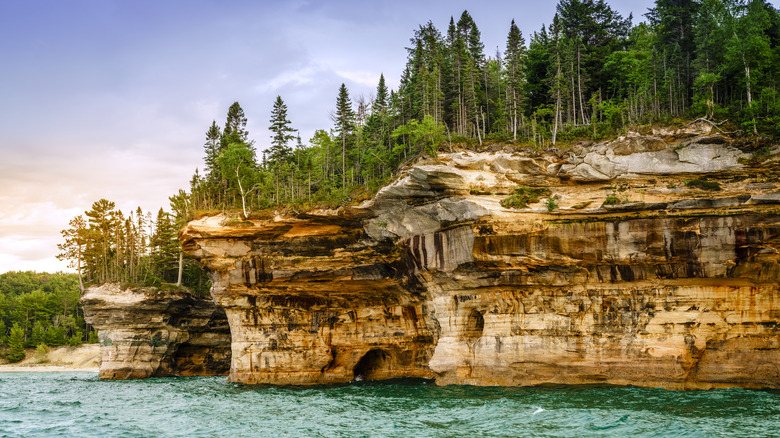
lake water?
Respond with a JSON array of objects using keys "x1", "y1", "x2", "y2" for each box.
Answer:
[{"x1": 1, "y1": 372, "x2": 778, "y2": 437}]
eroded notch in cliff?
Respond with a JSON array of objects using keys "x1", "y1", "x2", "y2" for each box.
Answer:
[{"x1": 462, "y1": 309, "x2": 485, "y2": 344}]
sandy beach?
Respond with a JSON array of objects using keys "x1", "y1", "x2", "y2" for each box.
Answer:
[{"x1": 0, "y1": 344, "x2": 100, "y2": 373}]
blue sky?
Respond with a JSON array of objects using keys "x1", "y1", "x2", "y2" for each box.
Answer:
[{"x1": 1, "y1": 0, "x2": 761, "y2": 273}]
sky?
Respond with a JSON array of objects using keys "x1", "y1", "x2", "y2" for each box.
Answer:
[{"x1": 0, "y1": 0, "x2": 756, "y2": 274}]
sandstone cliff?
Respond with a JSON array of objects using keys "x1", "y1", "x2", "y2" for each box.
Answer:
[
  {"x1": 181, "y1": 124, "x2": 780, "y2": 389},
  {"x1": 82, "y1": 283, "x2": 231, "y2": 379}
]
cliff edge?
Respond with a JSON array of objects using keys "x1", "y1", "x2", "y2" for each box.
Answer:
[{"x1": 177, "y1": 125, "x2": 780, "y2": 389}]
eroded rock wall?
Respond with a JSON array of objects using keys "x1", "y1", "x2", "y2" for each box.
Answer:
[
  {"x1": 181, "y1": 215, "x2": 435, "y2": 384},
  {"x1": 181, "y1": 129, "x2": 780, "y2": 389},
  {"x1": 420, "y1": 213, "x2": 780, "y2": 389},
  {"x1": 81, "y1": 284, "x2": 231, "y2": 379}
]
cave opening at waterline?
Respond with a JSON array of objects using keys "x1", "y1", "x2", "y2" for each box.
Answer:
[{"x1": 353, "y1": 349, "x2": 392, "y2": 381}]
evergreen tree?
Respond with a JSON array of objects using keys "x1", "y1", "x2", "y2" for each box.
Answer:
[
  {"x1": 525, "y1": 26, "x2": 552, "y2": 113},
  {"x1": 374, "y1": 74, "x2": 389, "y2": 113},
  {"x1": 151, "y1": 209, "x2": 180, "y2": 284},
  {"x1": 203, "y1": 121, "x2": 222, "y2": 180},
  {"x1": 267, "y1": 95, "x2": 296, "y2": 166},
  {"x1": 222, "y1": 101, "x2": 250, "y2": 146},
  {"x1": 646, "y1": 0, "x2": 699, "y2": 113},
  {"x1": 556, "y1": 0, "x2": 631, "y2": 125},
  {"x1": 57, "y1": 215, "x2": 88, "y2": 292},
  {"x1": 84, "y1": 199, "x2": 118, "y2": 283},
  {"x1": 505, "y1": 19, "x2": 526, "y2": 140},
  {"x1": 7, "y1": 324, "x2": 25, "y2": 363},
  {"x1": 333, "y1": 84, "x2": 354, "y2": 189}
]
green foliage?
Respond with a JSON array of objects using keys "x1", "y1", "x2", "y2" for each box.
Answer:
[
  {"x1": 34, "y1": 343, "x2": 49, "y2": 363},
  {"x1": 545, "y1": 195, "x2": 559, "y2": 212},
  {"x1": 392, "y1": 115, "x2": 445, "y2": 158},
  {"x1": 500, "y1": 186, "x2": 551, "y2": 209},
  {"x1": 68, "y1": 330, "x2": 83, "y2": 347},
  {"x1": 686, "y1": 179, "x2": 721, "y2": 191},
  {"x1": 164, "y1": 4, "x2": 780, "y2": 241},
  {"x1": 268, "y1": 95, "x2": 296, "y2": 166},
  {"x1": 7, "y1": 324, "x2": 25, "y2": 363},
  {"x1": 0, "y1": 272, "x2": 93, "y2": 349},
  {"x1": 603, "y1": 192, "x2": 628, "y2": 205}
]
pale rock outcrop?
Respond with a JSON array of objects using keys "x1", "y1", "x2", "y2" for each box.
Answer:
[
  {"x1": 82, "y1": 283, "x2": 230, "y2": 379},
  {"x1": 559, "y1": 134, "x2": 749, "y2": 181}
]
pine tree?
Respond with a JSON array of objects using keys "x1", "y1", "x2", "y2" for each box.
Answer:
[
  {"x1": 267, "y1": 96, "x2": 296, "y2": 166},
  {"x1": 57, "y1": 215, "x2": 88, "y2": 292},
  {"x1": 203, "y1": 121, "x2": 222, "y2": 180},
  {"x1": 525, "y1": 25, "x2": 552, "y2": 113},
  {"x1": 333, "y1": 84, "x2": 354, "y2": 189},
  {"x1": 151, "y1": 209, "x2": 179, "y2": 283},
  {"x1": 7, "y1": 324, "x2": 25, "y2": 363},
  {"x1": 646, "y1": 0, "x2": 699, "y2": 113},
  {"x1": 374, "y1": 74, "x2": 389, "y2": 114},
  {"x1": 505, "y1": 19, "x2": 526, "y2": 140},
  {"x1": 222, "y1": 101, "x2": 249, "y2": 146},
  {"x1": 84, "y1": 199, "x2": 118, "y2": 283},
  {"x1": 556, "y1": 0, "x2": 631, "y2": 124}
]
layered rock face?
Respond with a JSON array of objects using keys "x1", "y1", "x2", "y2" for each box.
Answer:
[
  {"x1": 82, "y1": 284, "x2": 231, "y2": 379},
  {"x1": 182, "y1": 127, "x2": 780, "y2": 389},
  {"x1": 181, "y1": 215, "x2": 435, "y2": 384}
]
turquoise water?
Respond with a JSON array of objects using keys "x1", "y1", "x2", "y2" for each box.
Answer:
[{"x1": 1, "y1": 373, "x2": 778, "y2": 437}]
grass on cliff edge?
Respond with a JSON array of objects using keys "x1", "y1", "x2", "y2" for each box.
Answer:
[{"x1": 501, "y1": 186, "x2": 551, "y2": 209}]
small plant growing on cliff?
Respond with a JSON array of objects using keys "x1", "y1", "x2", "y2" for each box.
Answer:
[
  {"x1": 501, "y1": 186, "x2": 551, "y2": 209},
  {"x1": 470, "y1": 187, "x2": 493, "y2": 195},
  {"x1": 685, "y1": 179, "x2": 721, "y2": 191},
  {"x1": 603, "y1": 192, "x2": 628, "y2": 205},
  {"x1": 545, "y1": 195, "x2": 559, "y2": 212}
]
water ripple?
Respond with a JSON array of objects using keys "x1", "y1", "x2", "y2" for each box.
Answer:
[{"x1": 0, "y1": 373, "x2": 779, "y2": 437}]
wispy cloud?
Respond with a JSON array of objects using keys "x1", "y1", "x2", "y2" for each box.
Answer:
[{"x1": 0, "y1": 0, "x2": 655, "y2": 273}]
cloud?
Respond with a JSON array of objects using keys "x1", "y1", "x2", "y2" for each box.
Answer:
[
  {"x1": 0, "y1": 0, "x2": 661, "y2": 274},
  {"x1": 334, "y1": 70, "x2": 382, "y2": 88}
]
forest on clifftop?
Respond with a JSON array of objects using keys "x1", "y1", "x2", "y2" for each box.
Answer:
[{"x1": 53, "y1": 0, "x2": 780, "y2": 297}]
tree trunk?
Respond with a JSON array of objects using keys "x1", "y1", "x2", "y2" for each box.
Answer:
[{"x1": 176, "y1": 251, "x2": 183, "y2": 287}]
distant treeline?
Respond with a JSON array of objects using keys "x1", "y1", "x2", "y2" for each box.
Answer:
[
  {"x1": 0, "y1": 271, "x2": 93, "y2": 362},
  {"x1": 183, "y1": 0, "x2": 780, "y2": 215}
]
